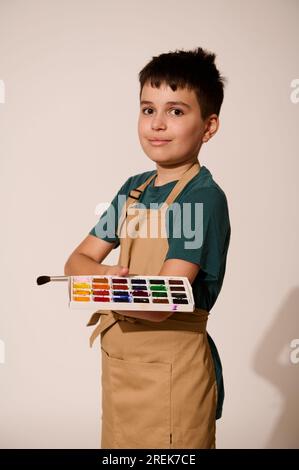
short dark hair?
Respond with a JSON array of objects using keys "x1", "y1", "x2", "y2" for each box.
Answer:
[{"x1": 138, "y1": 47, "x2": 226, "y2": 120}]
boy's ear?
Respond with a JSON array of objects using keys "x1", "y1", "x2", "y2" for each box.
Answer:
[{"x1": 202, "y1": 114, "x2": 220, "y2": 143}]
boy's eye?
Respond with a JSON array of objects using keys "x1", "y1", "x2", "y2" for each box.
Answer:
[
  {"x1": 141, "y1": 107, "x2": 154, "y2": 115},
  {"x1": 141, "y1": 107, "x2": 184, "y2": 116},
  {"x1": 170, "y1": 108, "x2": 184, "y2": 116}
]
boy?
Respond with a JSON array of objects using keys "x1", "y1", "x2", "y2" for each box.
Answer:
[{"x1": 64, "y1": 47, "x2": 231, "y2": 449}]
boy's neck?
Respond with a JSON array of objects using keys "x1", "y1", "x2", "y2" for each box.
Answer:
[{"x1": 154, "y1": 158, "x2": 200, "y2": 187}]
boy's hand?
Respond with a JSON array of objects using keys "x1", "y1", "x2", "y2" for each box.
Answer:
[{"x1": 104, "y1": 265, "x2": 129, "y2": 276}]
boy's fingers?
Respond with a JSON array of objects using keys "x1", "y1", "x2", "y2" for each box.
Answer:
[
  {"x1": 107, "y1": 265, "x2": 129, "y2": 276},
  {"x1": 118, "y1": 266, "x2": 129, "y2": 276}
]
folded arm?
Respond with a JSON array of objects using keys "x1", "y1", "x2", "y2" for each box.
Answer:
[{"x1": 120, "y1": 258, "x2": 200, "y2": 322}]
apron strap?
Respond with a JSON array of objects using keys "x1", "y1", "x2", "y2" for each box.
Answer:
[
  {"x1": 120, "y1": 160, "x2": 200, "y2": 228},
  {"x1": 88, "y1": 313, "x2": 118, "y2": 348},
  {"x1": 164, "y1": 161, "x2": 200, "y2": 206},
  {"x1": 127, "y1": 173, "x2": 157, "y2": 204},
  {"x1": 87, "y1": 308, "x2": 209, "y2": 348},
  {"x1": 127, "y1": 161, "x2": 200, "y2": 207},
  {"x1": 116, "y1": 172, "x2": 157, "y2": 243},
  {"x1": 87, "y1": 310, "x2": 138, "y2": 348}
]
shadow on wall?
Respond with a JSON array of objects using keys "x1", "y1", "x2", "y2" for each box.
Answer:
[{"x1": 252, "y1": 286, "x2": 299, "y2": 448}]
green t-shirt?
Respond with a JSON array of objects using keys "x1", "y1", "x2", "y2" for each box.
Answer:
[{"x1": 89, "y1": 165, "x2": 231, "y2": 313}]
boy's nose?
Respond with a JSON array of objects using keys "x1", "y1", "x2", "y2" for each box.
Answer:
[{"x1": 151, "y1": 113, "x2": 167, "y2": 130}]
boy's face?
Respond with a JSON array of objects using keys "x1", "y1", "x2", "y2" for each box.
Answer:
[{"x1": 138, "y1": 82, "x2": 214, "y2": 166}]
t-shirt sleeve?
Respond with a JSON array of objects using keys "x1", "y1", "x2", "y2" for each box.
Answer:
[
  {"x1": 165, "y1": 189, "x2": 230, "y2": 281},
  {"x1": 88, "y1": 177, "x2": 132, "y2": 248}
]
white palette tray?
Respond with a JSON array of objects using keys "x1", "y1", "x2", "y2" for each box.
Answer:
[{"x1": 69, "y1": 275, "x2": 195, "y2": 312}]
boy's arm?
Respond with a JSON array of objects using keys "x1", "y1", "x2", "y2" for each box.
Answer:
[
  {"x1": 64, "y1": 237, "x2": 199, "y2": 322},
  {"x1": 64, "y1": 235, "x2": 119, "y2": 275},
  {"x1": 120, "y1": 259, "x2": 200, "y2": 322}
]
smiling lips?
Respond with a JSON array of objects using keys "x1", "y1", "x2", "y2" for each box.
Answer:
[{"x1": 148, "y1": 139, "x2": 171, "y2": 146}]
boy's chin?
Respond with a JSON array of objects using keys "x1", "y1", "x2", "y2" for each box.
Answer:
[{"x1": 147, "y1": 155, "x2": 175, "y2": 165}]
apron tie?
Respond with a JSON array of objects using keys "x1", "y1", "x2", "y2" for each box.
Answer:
[
  {"x1": 87, "y1": 308, "x2": 209, "y2": 348},
  {"x1": 87, "y1": 310, "x2": 137, "y2": 348}
]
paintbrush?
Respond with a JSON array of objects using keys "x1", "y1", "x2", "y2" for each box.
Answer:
[
  {"x1": 37, "y1": 273, "x2": 138, "y2": 286},
  {"x1": 36, "y1": 275, "x2": 69, "y2": 285}
]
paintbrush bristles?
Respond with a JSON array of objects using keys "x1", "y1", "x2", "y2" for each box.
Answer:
[{"x1": 36, "y1": 275, "x2": 51, "y2": 285}]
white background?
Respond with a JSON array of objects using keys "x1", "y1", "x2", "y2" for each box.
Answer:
[{"x1": 0, "y1": 0, "x2": 298, "y2": 448}]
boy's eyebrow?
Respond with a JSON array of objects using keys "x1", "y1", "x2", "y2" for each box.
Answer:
[{"x1": 140, "y1": 100, "x2": 191, "y2": 109}]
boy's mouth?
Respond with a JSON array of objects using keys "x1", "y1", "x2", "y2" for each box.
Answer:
[{"x1": 148, "y1": 139, "x2": 172, "y2": 146}]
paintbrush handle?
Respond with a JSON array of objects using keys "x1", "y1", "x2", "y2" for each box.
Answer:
[{"x1": 50, "y1": 276, "x2": 69, "y2": 281}]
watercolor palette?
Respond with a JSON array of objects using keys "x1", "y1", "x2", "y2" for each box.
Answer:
[{"x1": 69, "y1": 275, "x2": 195, "y2": 312}]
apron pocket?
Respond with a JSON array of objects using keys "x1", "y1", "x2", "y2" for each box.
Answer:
[{"x1": 101, "y1": 348, "x2": 172, "y2": 449}]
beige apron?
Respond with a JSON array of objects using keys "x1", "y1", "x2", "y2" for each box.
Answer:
[{"x1": 87, "y1": 161, "x2": 218, "y2": 449}]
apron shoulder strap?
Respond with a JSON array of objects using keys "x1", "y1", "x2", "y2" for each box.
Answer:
[
  {"x1": 127, "y1": 172, "x2": 157, "y2": 203},
  {"x1": 164, "y1": 161, "x2": 201, "y2": 206},
  {"x1": 116, "y1": 172, "x2": 157, "y2": 238},
  {"x1": 128, "y1": 161, "x2": 200, "y2": 206}
]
